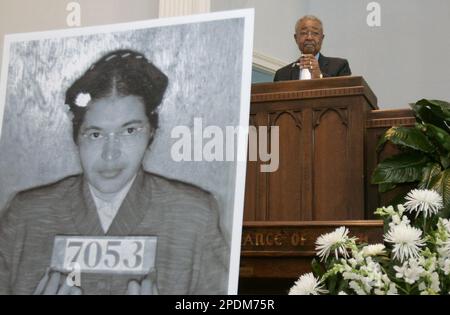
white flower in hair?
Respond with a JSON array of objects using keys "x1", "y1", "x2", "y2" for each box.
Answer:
[{"x1": 75, "y1": 93, "x2": 91, "y2": 108}]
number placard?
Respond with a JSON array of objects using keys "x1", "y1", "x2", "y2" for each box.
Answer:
[{"x1": 51, "y1": 236, "x2": 157, "y2": 275}]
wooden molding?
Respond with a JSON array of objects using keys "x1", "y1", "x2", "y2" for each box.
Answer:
[
  {"x1": 367, "y1": 117, "x2": 416, "y2": 128},
  {"x1": 251, "y1": 86, "x2": 367, "y2": 103}
]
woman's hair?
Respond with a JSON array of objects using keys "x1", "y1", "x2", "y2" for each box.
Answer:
[{"x1": 65, "y1": 49, "x2": 168, "y2": 143}]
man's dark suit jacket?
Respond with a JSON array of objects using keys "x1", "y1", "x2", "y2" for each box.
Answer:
[{"x1": 274, "y1": 54, "x2": 351, "y2": 82}]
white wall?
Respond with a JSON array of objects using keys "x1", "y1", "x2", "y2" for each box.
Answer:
[
  {"x1": 1, "y1": 0, "x2": 450, "y2": 108},
  {"x1": 306, "y1": 0, "x2": 450, "y2": 108},
  {"x1": 211, "y1": 0, "x2": 305, "y2": 63},
  {"x1": 213, "y1": 0, "x2": 450, "y2": 109},
  {"x1": 0, "y1": 0, "x2": 159, "y2": 73}
]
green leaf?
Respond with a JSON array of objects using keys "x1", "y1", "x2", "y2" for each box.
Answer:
[
  {"x1": 372, "y1": 152, "x2": 430, "y2": 185},
  {"x1": 379, "y1": 183, "x2": 397, "y2": 193},
  {"x1": 327, "y1": 275, "x2": 337, "y2": 295},
  {"x1": 419, "y1": 163, "x2": 442, "y2": 189},
  {"x1": 429, "y1": 169, "x2": 450, "y2": 218},
  {"x1": 439, "y1": 205, "x2": 450, "y2": 219},
  {"x1": 417, "y1": 99, "x2": 450, "y2": 116},
  {"x1": 411, "y1": 99, "x2": 450, "y2": 133},
  {"x1": 336, "y1": 278, "x2": 349, "y2": 295},
  {"x1": 422, "y1": 123, "x2": 450, "y2": 152},
  {"x1": 377, "y1": 126, "x2": 435, "y2": 153},
  {"x1": 311, "y1": 259, "x2": 325, "y2": 278},
  {"x1": 441, "y1": 155, "x2": 450, "y2": 169}
]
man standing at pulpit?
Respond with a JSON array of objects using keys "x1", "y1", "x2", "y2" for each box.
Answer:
[{"x1": 274, "y1": 15, "x2": 351, "y2": 81}]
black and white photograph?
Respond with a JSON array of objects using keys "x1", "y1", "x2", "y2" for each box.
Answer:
[{"x1": 0, "y1": 9, "x2": 254, "y2": 295}]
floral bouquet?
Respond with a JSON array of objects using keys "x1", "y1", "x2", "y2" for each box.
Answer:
[{"x1": 289, "y1": 189, "x2": 450, "y2": 295}]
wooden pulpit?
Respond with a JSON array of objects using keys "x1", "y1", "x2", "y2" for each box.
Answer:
[{"x1": 244, "y1": 76, "x2": 378, "y2": 222}]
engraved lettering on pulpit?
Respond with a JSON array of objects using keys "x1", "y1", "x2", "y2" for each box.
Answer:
[
  {"x1": 290, "y1": 232, "x2": 307, "y2": 246},
  {"x1": 242, "y1": 233, "x2": 254, "y2": 247}
]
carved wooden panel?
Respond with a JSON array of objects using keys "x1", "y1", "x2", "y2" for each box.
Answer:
[
  {"x1": 312, "y1": 107, "x2": 350, "y2": 220},
  {"x1": 267, "y1": 110, "x2": 306, "y2": 221}
]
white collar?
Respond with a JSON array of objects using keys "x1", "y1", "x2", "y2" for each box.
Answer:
[{"x1": 88, "y1": 175, "x2": 137, "y2": 233}]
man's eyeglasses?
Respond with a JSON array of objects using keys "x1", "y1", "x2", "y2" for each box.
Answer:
[{"x1": 298, "y1": 31, "x2": 322, "y2": 37}]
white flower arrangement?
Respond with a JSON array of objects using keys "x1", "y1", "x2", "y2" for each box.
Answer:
[{"x1": 290, "y1": 189, "x2": 450, "y2": 295}]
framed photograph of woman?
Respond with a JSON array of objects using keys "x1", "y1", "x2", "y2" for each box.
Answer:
[{"x1": 0, "y1": 9, "x2": 254, "y2": 295}]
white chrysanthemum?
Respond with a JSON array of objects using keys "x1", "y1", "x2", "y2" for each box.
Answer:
[
  {"x1": 289, "y1": 273, "x2": 328, "y2": 295},
  {"x1": 315, "y1": 227, "x2": 353, "y2": 261},
  {"x1": 75, "y1": 93, "x2": 92, "y2": 108},
  {"x1": 362, "y1": 244, "x2": 386, "y2": 257},
  {"x1": 404, "y1": 189, "x2": 443, "y2": 218},
  {"x1": 385, "y1": 223, "x2": 426, "y2": 262}
]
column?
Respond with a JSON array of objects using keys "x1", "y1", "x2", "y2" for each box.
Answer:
[{"x1": 159, "y1": 0, "x2": 211, "y2": 17}]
